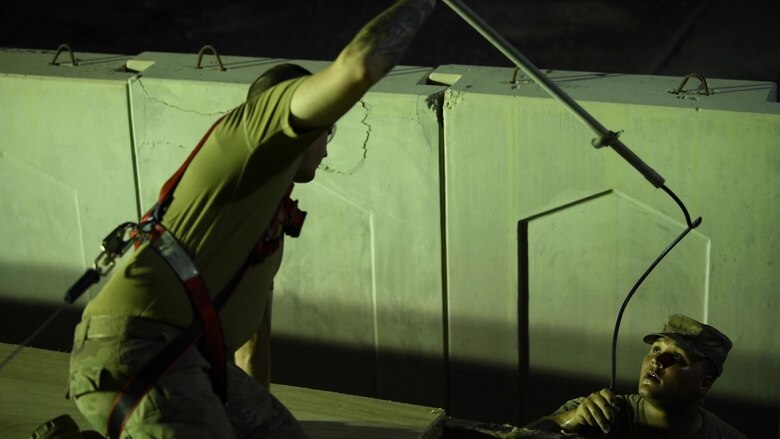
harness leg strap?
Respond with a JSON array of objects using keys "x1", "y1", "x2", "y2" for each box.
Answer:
[
  {"x1": 106, "y1": 227, "x2": 227, "y2": 438},
  {"x1": 150, "y1": 227, "x2": 227, "y2": 399}
]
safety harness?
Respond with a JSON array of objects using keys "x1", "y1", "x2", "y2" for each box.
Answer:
[{"x1": 105, "y1": 116, "x2": 306, "y2": 438}]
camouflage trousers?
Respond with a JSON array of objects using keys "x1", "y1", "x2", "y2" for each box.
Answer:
[{"x1": 69, "y1": 315, "x2": 307, "y2": 439}]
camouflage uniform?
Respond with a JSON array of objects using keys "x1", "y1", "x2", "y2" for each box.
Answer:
[
  {"x1": 69, "y1": 316, "x2": 307, "y2": 438},
  {"x1": 540, "y1": 315, "x2": 746, "y2": 439}
]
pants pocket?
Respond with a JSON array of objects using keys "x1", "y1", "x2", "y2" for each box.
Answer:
[
  {"x1": 69, "y1": 365, "x2": 119, "y2": 435},
  {"x1": 69, "y1": 366, "x2": 113, "y2": 399}
]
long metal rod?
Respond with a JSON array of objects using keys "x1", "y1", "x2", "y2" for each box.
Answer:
[
  {"x1": 441, "y1": 0, "x2": 665, "y2": 188},
  {"x1": 609, "y1": 222, "x2": 697, "y2": 390}
]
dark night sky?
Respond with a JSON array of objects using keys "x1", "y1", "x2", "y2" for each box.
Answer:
[{"x1": 1, "y1": 0, "x2": 778, "y2": 89}]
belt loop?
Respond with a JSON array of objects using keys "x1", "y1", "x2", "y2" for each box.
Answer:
[{"x1": 74, "y1": 318, "x2": 89, "y2": 347}]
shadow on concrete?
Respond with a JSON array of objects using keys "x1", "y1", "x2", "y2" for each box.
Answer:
[{"x1": 1, "y1": 298, "x2": 776, "y2": 438}]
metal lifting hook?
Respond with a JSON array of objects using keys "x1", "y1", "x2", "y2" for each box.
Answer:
[
  {"x1": 63, "y1": 222, "x2": 143, "y2": 304},
  {"x1": 94, "y1": 222, "x2": 142, "y2": 274}
]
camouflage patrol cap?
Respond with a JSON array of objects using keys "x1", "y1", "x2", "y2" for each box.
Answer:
[{"x1": 643, "y1": 314, "x2": 732, "y2": 376}]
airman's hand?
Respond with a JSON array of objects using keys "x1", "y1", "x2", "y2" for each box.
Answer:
[{"x1": 556, "y1": 388, "x2": 620, "y2": 434}]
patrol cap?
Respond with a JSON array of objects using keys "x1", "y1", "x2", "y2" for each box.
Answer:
[{"x1": 643, "y1": 314, "x2": 732, "y2": 376}]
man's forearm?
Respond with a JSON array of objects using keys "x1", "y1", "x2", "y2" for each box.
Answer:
[
  {"x1": 343, "y1": 0, "x2": 436, "y2": 81},
  {"x1": 288, "y1": 0, "x2": 436, "y2": 130}
]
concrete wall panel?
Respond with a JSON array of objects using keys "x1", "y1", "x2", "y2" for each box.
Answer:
[
  {"x1": 439, "y1": 65, "x2": 780, "y2": 429},
  {"x1": 0, "y1": 50, "x2": 137, "y2": 304},
  {"x1": 525, "y1": 191, "x2": 710, "y2": 383},
  {"x1": 2, "y1": 48, "x2": 777, "y2": 436},
  {"x1": 596, "y1": 103, "x2": 780, "y2": 404},
  {"x1": 274, "y1": 84, "x2": 447, "y2": 407}
]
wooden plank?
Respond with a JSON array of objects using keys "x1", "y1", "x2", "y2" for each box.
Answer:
[
  {"x1": 275, "y1": 385, "x2": 444, "y2": 439},
  {"x1": 0, "y1": 343, "x2": 87, "y2": 437},
  {"x1": 444, "y1": 417, "x2": 589, "y2": 438},
  {"x1": 0, "y1": 343, "x2": 444, "y2": 438}
]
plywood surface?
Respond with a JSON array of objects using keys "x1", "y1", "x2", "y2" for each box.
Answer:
[{"x1": 0, "y1": 343, "x2": 444, "y2": 438}]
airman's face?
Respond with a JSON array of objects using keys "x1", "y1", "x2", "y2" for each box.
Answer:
[
  {"x1": 638, "y1": 337, "x2": 712, "y2": 407},
  {"x1": 293, "y1": 131, "x2": 329, "y2": 183}
]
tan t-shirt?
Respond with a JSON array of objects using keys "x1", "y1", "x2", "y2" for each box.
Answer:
[{"x1": 83, "y1": 77, "x2": 325, "y2": 351}]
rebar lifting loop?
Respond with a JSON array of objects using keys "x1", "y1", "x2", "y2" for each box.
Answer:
[
  {"x1": 49, "y1": 43, "x2": 79, "y2": 66},
  {"x1": 196, "y1": 45, "x2": 226, "y2": 71},
  {"x1": 511, "y1": 66, "x2": 522, "y2": 84},
  {"x1": 670, "y1": 72, "x2": 711, "y2": 96}
]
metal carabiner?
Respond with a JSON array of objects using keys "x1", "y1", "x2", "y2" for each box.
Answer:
[{"x1": 92, "y1": 222, "x2": 141, "y2": 276}]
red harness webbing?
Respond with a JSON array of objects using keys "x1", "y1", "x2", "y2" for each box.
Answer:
[
  {"x1": 107, "y1": 116, "x2": 306, "y2": 438},
  {"x1": 139, "y1": 115, "x2": 227, "y2": 233}
]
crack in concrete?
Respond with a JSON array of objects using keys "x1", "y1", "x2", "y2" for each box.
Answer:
[
  {"x1": 321, "y1": 98, "x2": 370, "y2": 176},
  {"x1": 140, "y1": 140, "x2": 186, "y2": 150},
  {"x1": 357, "y1": 98, "x2": 371, "y2": 161},
  {"x1": 418, "y1": 91, "x2": 444, "y2": 147},
  {"x1": 425, "y1": 90, "x2": 445, "y2": 124},
  {"x1": 132, "y1": 76, "x2": 226, "y2": 117},
  {"x1": 136, "y1": 140, "x2": 187, "y2": 163}
]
